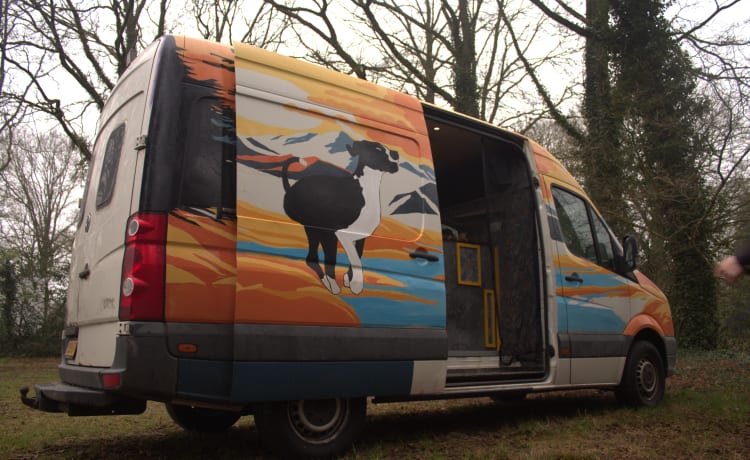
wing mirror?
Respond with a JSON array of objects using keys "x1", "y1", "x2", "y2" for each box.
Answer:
[{"x1": 622, "y1": 236, "x2": 638, "y2": 272}]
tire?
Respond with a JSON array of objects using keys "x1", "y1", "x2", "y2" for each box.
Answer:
[
  {"x1": 616, "y1": 340, "x2": 665, "y2": 407},
  {"x1": 165, "y1": 403, "x2": 241, "y2": 433},
  {"x1": 255, "y1": 397, "x2": 366, "y2": 458}
]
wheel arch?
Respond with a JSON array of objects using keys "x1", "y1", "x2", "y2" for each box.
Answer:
[
  {"x1": 629, "y1": 327, "x2": 667, "y2": 370},
  {"x1": 624, "y1": 315, "x2": 668, "y2": 368}
]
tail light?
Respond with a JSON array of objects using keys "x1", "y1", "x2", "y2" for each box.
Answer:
[{"x1": 119, "y1": 213, "x2": 167, "y2": 321}]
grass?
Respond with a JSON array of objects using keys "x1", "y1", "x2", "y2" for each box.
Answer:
[{"x1": 2, "y1": 351, "x2": 749, "y2": 459}]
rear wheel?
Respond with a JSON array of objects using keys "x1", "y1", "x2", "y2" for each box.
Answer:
[
  {"x1": 165, "y1": 403, "x2": 241, "y2": 433},
  {"x1": 255, "y1": 397, "x2": 366, "y2": 458},
  {"x1": 616, "y1": 340, "x2": 665, "y2": 407}
]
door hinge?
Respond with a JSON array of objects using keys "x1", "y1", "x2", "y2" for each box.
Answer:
[{"x1": 135, "y1": 135, "x2": 147, "y2": 151}]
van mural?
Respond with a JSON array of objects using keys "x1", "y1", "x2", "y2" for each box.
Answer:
[{"x1": 234, "y1": 130, "x2": 445, "y2": 327}]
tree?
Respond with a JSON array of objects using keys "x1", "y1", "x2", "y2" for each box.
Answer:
[
  {"x1": 0, "y1": 0, "x2": 28, "y2": 172},
  {"x1": 523, "y1": 0, "x2": 749, "y2": 349},
  {"x1": 0, "y1": 257, "x2": 18, "y2": 350},
  {"x1": 2, "y1": 0, "x2": 170, "y2": 162},
  {"x1": 264, "y1": 0, "x2": 579, "y2": 127},
  {"x1": 2, "y1": 1, "x2": 293, "y2": 165},
  {"x1": 610, "y1": 0, "x2": 718, "y2": 348},
  {"x1": 525, "y1": 0, "x2": 749, "y2": 234},
  {"x1": 0, "y1": 127, "x2": 83, "y2": 355},
  {"x1": 188, "y1": 0, "x2": 290, "y2": 49},
  {"x1": 716, "y1": 179, "x2": 750, "y2": 349}
]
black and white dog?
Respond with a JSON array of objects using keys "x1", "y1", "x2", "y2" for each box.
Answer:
[{"x1": 282, "y1": 140, "x2": 400, "y2": 294}]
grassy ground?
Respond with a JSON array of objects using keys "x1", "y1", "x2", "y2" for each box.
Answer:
[{"x1": 2, "y1": 351, "x2": 749, "y2": 459}]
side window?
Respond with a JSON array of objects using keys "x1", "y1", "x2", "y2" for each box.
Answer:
[
  {"x1": 180, "y1": 97, "x2": 225, "y2": 209},
  {"x1": 552, "y1": 187, "x2": 595, "y2": 263},
  {"x1": 592, "y1": 214, "x2": 615, "y2": 271},
  {"x1": 96, "y1": 123, "x2": 126, "y2": 208},
  {"x1": 553, "y1": 186, "x2": 617, "y2": 271}
]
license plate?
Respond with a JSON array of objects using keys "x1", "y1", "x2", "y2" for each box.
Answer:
[{"x1": 64, "y1": 339, "x2": 78, "y2": 359}]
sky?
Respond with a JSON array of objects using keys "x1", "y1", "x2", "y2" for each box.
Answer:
[{"x1": 16, "y1": 0, "x2": 750, "y2": 149}]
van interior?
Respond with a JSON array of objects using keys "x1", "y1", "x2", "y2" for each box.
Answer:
[{"x1": 425, "y1": 110, "x2": 546, "y2": 385}]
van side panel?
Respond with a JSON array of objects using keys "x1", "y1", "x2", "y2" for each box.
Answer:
[
  {"x1": 138, "y1": 37, "x2": 238, "y2": 327},
  {"x1": 165, "y1": 212, "x2": 236, "y2": 323},
  {"x1": 232, "y1": 43, "x2": 447, "y2": 398}
]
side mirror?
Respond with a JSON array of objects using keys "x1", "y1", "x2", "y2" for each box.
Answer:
[{"x1": 622, "y1": 236, "x2": 638, "y2": 272}]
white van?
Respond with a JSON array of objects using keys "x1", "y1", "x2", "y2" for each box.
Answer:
[{"x1": 21, "y1": 36, "x2": 676, "y2": 458}]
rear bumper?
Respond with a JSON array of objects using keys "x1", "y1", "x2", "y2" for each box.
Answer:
[
  {"x1": 61, "y1": 323, "x2": 179, "y2": 400},
  {"x1": 20, "y1": 383, "x2": 146, "y2": 416},
  {"x1": 20, "y1": 322, "x2": 177, "y2": 416}
]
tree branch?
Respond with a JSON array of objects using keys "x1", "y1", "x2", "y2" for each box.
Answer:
[{"x1": 500, "y1": 8, "x2": 583, "y2": 141}]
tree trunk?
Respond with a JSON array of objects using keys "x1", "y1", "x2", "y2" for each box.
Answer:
[
  {"x1": 581, "y1": 0, "x2": 630, "y2": 236},
  {"x1": 1, "y1": 260, "x2": 17, "y2": 347},
  {"x1": 450, "y1": 0, "x2": 479, "y2": 117}
]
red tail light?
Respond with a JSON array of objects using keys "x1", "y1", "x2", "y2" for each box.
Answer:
[
  {"x1": 119, "y1": 213, "x2": 167, "y2": 321},
  {"x1": 101, "y1": 372, "x2": 122, "y2": 389}
]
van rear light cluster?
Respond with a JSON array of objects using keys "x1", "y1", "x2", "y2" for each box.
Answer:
[{"x1": 119, "y1": 213, "x2": 167, "y2": 321}]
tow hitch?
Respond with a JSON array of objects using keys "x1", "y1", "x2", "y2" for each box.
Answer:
[
  {"x1": 20, "y1": 386, "x2": 62, "y2": 412},
  {"x1": 19, "y1": 383, "x2": 146, "y2": 416}
]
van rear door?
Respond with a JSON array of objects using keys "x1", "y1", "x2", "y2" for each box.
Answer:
[{"x1": 66, "y1": 41, "x2": 161, "y2": 367}]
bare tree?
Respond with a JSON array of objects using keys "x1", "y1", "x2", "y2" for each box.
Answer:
[
  {"x1": 191, "y1": 0, "x2": 239, "y2": 42},
  {"x1": 0, "y1": 0, "x2": 29, "y2": 172},
  {"x1": 188, "y1": 0, "x2": 290, "y2": 49},
  {"x1": 2, "y1": 0, "x2": 170, "y2": 162},
  {"x1": 517, "y1": 1, "x2": 749, "y2": 232},
  {"x1": 0, "y1": 127, "x2": 83, "y2": 352},
  {"x1": 675, "y1": 1, "x2": 750, "y2": 239},
  {"x1": 262, "y1": 0, "x2": 375, "y2": 79},
  {"x1": 264, "y1": 0, "x2": 578, "y2": 127}
]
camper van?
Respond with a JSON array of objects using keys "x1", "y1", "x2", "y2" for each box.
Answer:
[{"x1": 21, "y1": 36, "x2": 676, "y2": 458}]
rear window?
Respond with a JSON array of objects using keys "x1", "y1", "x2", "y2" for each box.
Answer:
[
  {"x1": 96, "y1": 123, "x2": 126, "y2": 208},
  {"x1": 179, "y1": 97, "x2": 233, "y2": 210}
]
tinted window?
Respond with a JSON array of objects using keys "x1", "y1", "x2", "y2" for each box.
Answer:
[
  {"x1": 96, "y1": 123, "x2": 126, "y2": 208},
  {"x1": 553, "y1": 187, "x2": 618, "y2": 271},
  {"x1": 552, "y1": 187, "x2": 595, "y2": 263},
  {"x1": 592, "y1": 213, "x2": 615, "y2": 271},
  {"x1": 180, "y1": 97, "x2": 225, "y2": 208}
]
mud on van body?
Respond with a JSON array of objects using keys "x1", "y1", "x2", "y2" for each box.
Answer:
[{"x1": 21, "y1": 36, "x2": 676, "y2": 458}]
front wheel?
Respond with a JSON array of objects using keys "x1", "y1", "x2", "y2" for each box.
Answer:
[
  {"x1": 616, "y1": 340, "x2": 665, "y2": 407},
  {"x1": 255, "y1": 397, "x2": 366, "y2": 458},
  {"x1": 165, "y1": 403, "x2": 241, "y2": 433}
]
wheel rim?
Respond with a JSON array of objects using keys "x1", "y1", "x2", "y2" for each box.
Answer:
[
  {"x1": 287, "y1": 399, "x2": 349, "y2": 444},
  {"x1": 636, "y1": 357, "x2": 658, "y2": 400}
]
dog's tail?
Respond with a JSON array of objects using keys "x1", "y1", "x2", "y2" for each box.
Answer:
[{"x1": 281, "y1": 157, "x2": 301, "y2": 192}]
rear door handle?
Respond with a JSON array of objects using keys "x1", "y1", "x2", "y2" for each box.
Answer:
[
  {"x1": 78, "y1": 264, "x2": 90, "y2": 280},
  {"x1": 565, "y1": 273, "x2": 583, "y2": 283},
  {"x1": 410, "y1": 247, "x2": 438, "y2": 262}
]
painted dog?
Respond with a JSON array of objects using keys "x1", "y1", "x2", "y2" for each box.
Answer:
[{"x1": 282, "y1": 140, "x2": 400, "y2": 294}]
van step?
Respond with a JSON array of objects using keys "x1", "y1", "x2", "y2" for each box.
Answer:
[{"x1": 445, "y1": 369, "x2": 546, "y2": 387}]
